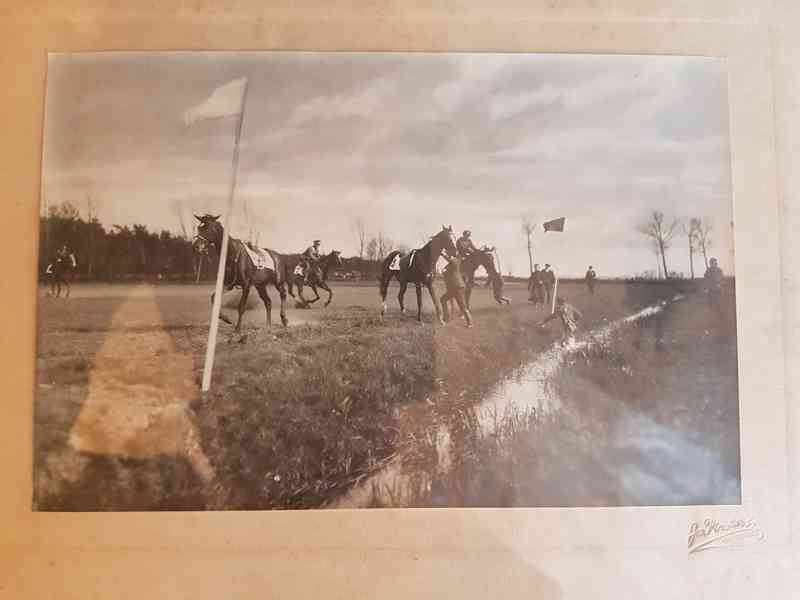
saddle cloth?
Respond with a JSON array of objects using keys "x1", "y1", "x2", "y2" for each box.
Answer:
[
  {"x1": 242, "y1": 243, "x2": 276, "y2": 271},
  {"x1": 389, "y1": 254, "x2": 402, "y2": 271}
]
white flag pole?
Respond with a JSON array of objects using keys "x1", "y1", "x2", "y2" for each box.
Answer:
[
  {"x1": 551, "y1": 274, "x2": 559, "y2": 314},
  {"x1": 201, "y1": 80, "x2": 249, "y2": 393}
]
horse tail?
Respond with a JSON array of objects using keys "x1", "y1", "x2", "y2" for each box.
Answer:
[{"x1": 380, "y1": 251, "x2": 401, "y2": 298}]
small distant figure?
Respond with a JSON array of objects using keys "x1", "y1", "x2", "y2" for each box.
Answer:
[
  {"x1": 47, "y1": 244, "x2": 77, "y2": 298},
  {"x1": 490, "y1": 273, "x2": 511, "y2": 305},
  {"x1": 703, "y1": 257, "x2": 724, "y2": 305},
  {"x1": 441, "y1": 254, "x2": 473, "y2": 327},
  {"x1": 528, "y1": 263, "x2": 545, "y2": 306},
  {"x1": 539, "y1": 297, "x2": 582, "y2": 345},
  {"x1": 542, "y1": 264, "x2": 556, "y2": 305},
  {"x1": 585, "y1": 265, "x2": 597, "y2": 295}
]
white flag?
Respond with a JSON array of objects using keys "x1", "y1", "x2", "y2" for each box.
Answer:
[{"x1": 184, "y1": 77, "x2": 248, "y2": 126}]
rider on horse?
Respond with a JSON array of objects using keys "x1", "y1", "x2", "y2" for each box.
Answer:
[
  {"x1": 301, "y1": 239, "x2": 322, "y2": 284},
  {"x1": 456, "y1": 230, "x2": 479, "y2": 257}
]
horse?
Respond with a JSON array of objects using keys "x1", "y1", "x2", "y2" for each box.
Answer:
[
  {"x1": 379, "y1": 225, "x2": 457, "y2": 324},
  {"x1": 192, "y1": 214, "x2": 289, "y2": 331},
  {"x1": 46, "y1": 254, "x2": 76, "y2": 298},
  {"x1": 288, "y1": 250, "x2": 343, "y2": 307},
  {"x1": 459, "y1": 246, "x2": 501, "y2": 309}
]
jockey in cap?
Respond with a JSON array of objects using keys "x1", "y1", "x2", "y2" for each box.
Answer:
[
  {"x1": 456, "y1": 230, "x2": 480, "y2": 258},
  {"x1": 301, "y1": 239, "x2": 323, "y2": 284}
]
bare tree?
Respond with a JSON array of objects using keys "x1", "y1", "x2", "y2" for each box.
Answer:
[
  {"x1": 366, "y1": 238, "x2": 379, "y2": 261},
  {"x1": 521, "y1": 216, "x2": 535, "y2": 275},
  {"x1": 351, "y1": 218, "x2": 367, "y2": 259},
  {"x1": 169, "y1": 199, "x2": 189, "y2": 240},
  {"x1": 85, "y1": 194, "x2": 97, "y2": 277},
  {"x1": 639, "y1": 211, "x2": 678, "y2": 279},
  {"x1": 376, "y1": 231, "x2": 394, "y2": 259},
  {"x1": 682, "y1": 218, "x2": 702, "y2": 279},
  {"x1": 696, "y1": 219, "x2": 713, "y2": 269}
]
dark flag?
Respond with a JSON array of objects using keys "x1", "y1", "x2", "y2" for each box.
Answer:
[{"x1": 543, "y1": 217, "x2": 566, "y2": 232}]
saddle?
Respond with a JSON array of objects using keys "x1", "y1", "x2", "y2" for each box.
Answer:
[{"x1": 242, "y1": 242, "x2": 276, "y2": 271}]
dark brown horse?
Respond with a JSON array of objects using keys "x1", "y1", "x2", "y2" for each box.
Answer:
[
  {"x1": 288, "y1": 250, "x2": 343, "y2": 307},
  {"x1": 379, "y1": 225, "x2": 457, "y2": 324},
  {"x1": 192, "y1": 214, "x2": 289, "y2": 331},
  {"x1": 460, "y1": 246, "x2": 501, "y2": 309}
]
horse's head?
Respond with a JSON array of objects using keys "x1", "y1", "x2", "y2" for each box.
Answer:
[
  {"x1": 193, "y1": 214, "x2": 223, "y2": 255},
  {"x1": 431, "y1": 224, "x2": 457, "y2": 258}
]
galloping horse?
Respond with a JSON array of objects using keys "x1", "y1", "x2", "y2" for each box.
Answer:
[
  {"x1": 460, "y1": 246, "x2": 501, "y2": 309},
  {"x1": 192, "y1": 214, "x2": 289, "y2": 331},
  {"x1": 288, "y1": 250, "x2": 343, "y2": 307},
  {"x1": 379, "y1": 225, "x2": 457, "y2": 324}
]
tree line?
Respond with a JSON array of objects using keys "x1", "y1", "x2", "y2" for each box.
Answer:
[
  {"x1": 39, "y1": 201, "x2": 202, "y2": 282},
  {"x1": 639, "y1": 211, "x2": 714, "y2": 279},
  {"x1": 39, "y1": 202, "x2": 402, "y2": 282}
]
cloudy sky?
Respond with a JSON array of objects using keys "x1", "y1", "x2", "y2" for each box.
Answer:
[{"x1": 42, "y1": 51, "x2": 734, "y2": 277}]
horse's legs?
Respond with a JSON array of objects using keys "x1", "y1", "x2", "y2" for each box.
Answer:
[
  {"x1": 380, "y1": 272, "x2": 393, "y2": 317},
  {"x1": 255, "y1": 284, "x2": 272, "y2": 329},
  {"x1": 308, "y1": 283, "x2": 321, "y2": 304},
  {"x1": 427, "y1": 281, "x2": 444, "y2": 326},
  {"x1": 415, "y1": 283, "x2": 423, "y2": 322},
  {"x1": 296, "y1": 280, "x2": 310, "y2": 306},
  {"x1": 319, "y1": 281, "x2": 333, "y2": 307},
  {"x1": 211, "y1": 291, "x2": 234, "y2": 325},
  {"x1": 398, "y1": 279, "x2": 408, "y2": 314},
  {"x1": 235, "y1": 282, "x2": 251, "y2": 332},
  {"x1": 277, "y1": 283, "x2": 288, "y2": 327}
]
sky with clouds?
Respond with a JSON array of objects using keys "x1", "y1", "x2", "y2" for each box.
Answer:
[{"x1": 42, "y1": 51, "x2": 734, "y2": 277}]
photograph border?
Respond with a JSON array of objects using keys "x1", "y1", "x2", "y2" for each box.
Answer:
[{"x1": 0, "y1": 17, "x2": 788, "y2": 561}]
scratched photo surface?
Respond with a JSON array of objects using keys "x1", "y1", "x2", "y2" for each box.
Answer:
[{"x1": 35, "y1": 52, "x2": 739, "y2": 510}]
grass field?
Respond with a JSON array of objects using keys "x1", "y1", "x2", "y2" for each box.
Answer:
[{"x1": 33, "y1": 277, "x2": 738, "y2": 510}]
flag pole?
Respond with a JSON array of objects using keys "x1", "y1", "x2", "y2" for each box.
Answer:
[
  {"x1": 201, "y1": 80, "x2": 249, "y2": 393},
  {"x1": 551, "y1": 274, "x2": 559, "y2": 314}
]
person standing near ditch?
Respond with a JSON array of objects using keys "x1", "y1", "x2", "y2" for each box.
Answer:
[
  {"x1": 543, "y1": 264, "x2": 556, "y2": 305},
  {"x1": 585, "y1": 265, "x2": 597, "y2": 295},
  {"x1": 441, "y1": 253, "x2": 473, "y2": 327},
  {"x1": 528, "y1": 263, "x2": 545, "y2": 306}
]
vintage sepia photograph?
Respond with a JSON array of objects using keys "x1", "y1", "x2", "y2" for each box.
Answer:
[{"x1": 35, "y1": 51, "x2": 739, "y2": 511}]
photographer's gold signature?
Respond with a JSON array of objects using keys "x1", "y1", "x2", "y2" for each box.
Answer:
[{"x1": 688, "y1": 517, "x2": 764, "y2": 554}]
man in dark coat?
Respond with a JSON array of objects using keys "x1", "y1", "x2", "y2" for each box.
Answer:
[
  {"x1": 528, "y1": 263, "x2": 545, "y2": 306},
  {"x1": 585, "y1": 265, "x2": 597, "y2": 294},
  {"x1": 543, "y1": 264, "x2": 556, "y2": 305}
]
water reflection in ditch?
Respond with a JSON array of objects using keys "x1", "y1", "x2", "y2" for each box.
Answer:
[{"x1": 326, "y1": 295, "x2": 738, "y2": 508}]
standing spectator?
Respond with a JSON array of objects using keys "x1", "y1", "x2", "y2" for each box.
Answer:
[
  {"x1": 528, "y1": 263, "x2": 545, "y2": 306},
  {"x1": 543, "y1": 264, "x2": 556, "y2": 305},
  {"x1": 585, "y1": 265, "x2": 597, "y2": 294},
  {"x1": 703, "y1": 257, "x2": 724, "y2": 306}
]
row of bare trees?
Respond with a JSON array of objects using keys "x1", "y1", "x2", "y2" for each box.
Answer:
[
  {"x1": 639, "y1": 211, "x2": 713, "y2": 279},
  {"x1": 351, "y1": 218, "x2": 409, "y2": 261}
]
